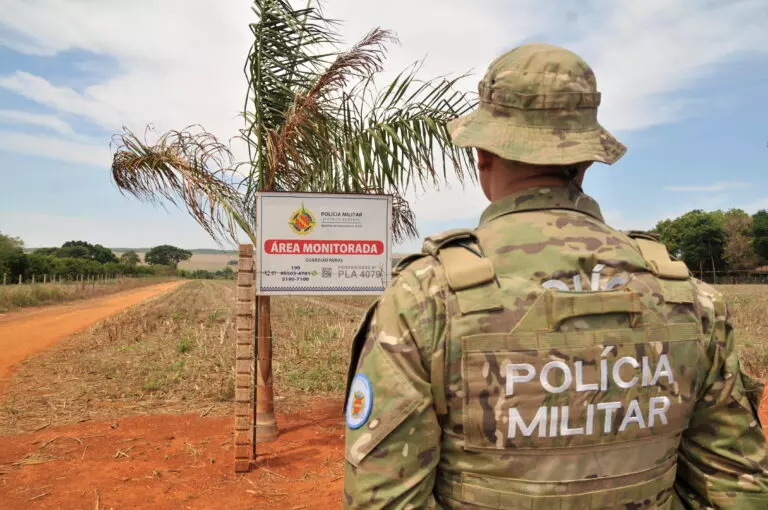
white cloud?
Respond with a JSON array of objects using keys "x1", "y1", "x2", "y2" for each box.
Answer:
[
  {"x1": 1, "y1": 0, "x2": 767, "y2": 245},
  {"x1": 566, "y1": 0, "x2": 768, "y2": 131},
  {"x1": 664, "y1": 181, "x2": 750, "y2": 192},
  {"x1": 0, "y1": 131, "x2": 108, "y2": 166},
  {"x1": 0, "y1": 0, "x2": 253, "y2": 145},
  {"x1": 0, "y1": 109, "x2": 75, "y2": 136}
]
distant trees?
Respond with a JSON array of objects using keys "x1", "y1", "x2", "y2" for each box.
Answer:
[
  {"x1": 120, "y1": 250, "x2": 141, "y2": 267},
  {"x1": 654, "y1": 208, "x2": 768, "y2": 276},
  {"x1": 0, "y1": 231, "x2": 26, "y2": 277},
  {"x1": 0, "y1": 236, "x2": 154, "y2": 282},
  {"x1": 145, "y1": 245, "x2": 192, "y2": 268},
  {"x1": 655, "y1": 210, "x2": 726, "y2": 274},
  {"x1": 722, "y1": 209, "x2": 758, "y2": 269},
  {"x1": 0, "y1": 234, "x2": 238, "y2": 283},
  {"x1": 753, "y1": 211, "x2": 768, "y2": 262},
  {"x1": 49, "y1": 241, "x2": 120, "y2": 264},
  {"x1": 31, "y1": 241, "x2": 120, "y2": 264}
]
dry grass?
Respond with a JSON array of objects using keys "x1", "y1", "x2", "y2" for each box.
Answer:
[
  {"x1": 0, "y1": 277, "x2": 174, "y2": 313},
  {"x1": 0, "y1": 281, "x2": 374, "y2": 435},
  {"x1": 718, "y1": 285, "x2": 768, "y2": 380},
  {"x1": 0, "y1": 280, "x2": 236, "y2": 435},
  {"x1": 271, "y1": 295, "x2": 373, "y2": 397}
]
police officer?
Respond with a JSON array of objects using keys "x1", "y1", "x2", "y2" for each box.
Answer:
[{"x1": 343, "y1": 43, "x2": 768, "y2": 509}]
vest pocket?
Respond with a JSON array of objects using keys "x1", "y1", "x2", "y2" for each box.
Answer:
[
  {"x1": 460, "y1": 323, "x2": 701, "y2": 451},
  {"x1": 435, "y1": 459, "x2": 677, "y2": 509}
]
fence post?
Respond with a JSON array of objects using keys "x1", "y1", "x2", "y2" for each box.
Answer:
[
  {"x1": 2, "y1": 273, "x2": 5, "y2": 285},
  {"x1": 32, "y1": 274, "x2": 35, "y2": 284},
  {"x1": 234, "y1": 244, "x2": 255, "y2": 473},
  {"x1": 18, "y1": 274, "x2": 22, "y2": 285}
]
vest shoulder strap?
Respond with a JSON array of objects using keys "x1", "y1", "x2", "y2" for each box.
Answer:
[
  {"x1": 391, "y1": 253, "x2": 426, "y2": 277},
  {"x1": 421, "y1": 228, "x2": 502, "y2": 314},
  {"x1": 626, "y1": 231, "x2": 690, "y2": 280}
]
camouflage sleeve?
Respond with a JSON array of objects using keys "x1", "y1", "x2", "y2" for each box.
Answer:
[
  {"x1": 675, "y1": 285, "x2": 768, "y2": 509},
  {"x1": 343, "y1": 260, "x2": 444, "y2": 509}
]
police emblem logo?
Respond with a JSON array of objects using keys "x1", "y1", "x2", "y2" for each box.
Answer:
[
  {"x1": 346, "y1": 374, "x2": 373, "y2": 429},
  {"x1": 351, "y1": 391, "x2": 365, "y2": 417},
  {"x1": 288, "y1": 202, "x2": 316, "y2": 235}
]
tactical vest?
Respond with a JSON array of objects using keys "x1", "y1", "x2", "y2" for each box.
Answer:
[{"x1": 396, "y1": 227, "x2": 704, "y2": 509}]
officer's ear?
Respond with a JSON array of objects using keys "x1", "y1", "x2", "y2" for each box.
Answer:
[
  {"x1": 476, "y1": 148, "x2": 496, "y2": 172},
  {"x1": 476, "y1": 148, "x2": 496, "y2": 201}
]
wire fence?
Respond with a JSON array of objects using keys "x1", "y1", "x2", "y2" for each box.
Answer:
[
  {"x1": 1, "y1": 273, "x2": 132, "y2": 286},
  {"x1": 691, "y1": 270, "x2": 768, "y2": 285}
]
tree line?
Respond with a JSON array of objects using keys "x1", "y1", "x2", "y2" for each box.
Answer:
[
  {"x1": 0, "y1": 232, "x2": 233, "y2": 282},
  {"x1": 654, "y1": 208, "x2": 768, "y2": 276}
]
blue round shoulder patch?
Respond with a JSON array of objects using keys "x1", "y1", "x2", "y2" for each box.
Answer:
[{"x1": 346, "y1": 374, "x2": 373, "y2": 429}]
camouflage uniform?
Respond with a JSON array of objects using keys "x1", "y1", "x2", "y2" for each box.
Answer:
[{"x1": 343, "y1": 43, "x2": 768, "y2": 509}]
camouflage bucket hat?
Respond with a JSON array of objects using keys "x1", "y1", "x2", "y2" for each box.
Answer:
[{"x1": 448, "y1": 43, "x2": 626, "y2": 165}]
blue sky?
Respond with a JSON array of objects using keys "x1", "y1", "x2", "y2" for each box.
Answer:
[{"x1": 1, "y1": 0, "x2": 767, "y2": 253}]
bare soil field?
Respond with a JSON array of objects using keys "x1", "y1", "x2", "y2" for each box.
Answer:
[
  {"x1": 0, "y1": 282, "x2": 766, "y2": 508},
  {"x1": 0, "y1": 400, "x2": 344, "y2": 509}
]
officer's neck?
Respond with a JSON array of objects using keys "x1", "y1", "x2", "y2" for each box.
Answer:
[
  {"x1": 478, "y1": 152, "x2": 589, "y2": 202},
  {"x1": 487, "y1": 174, "x2": 576, "y2": 202}
]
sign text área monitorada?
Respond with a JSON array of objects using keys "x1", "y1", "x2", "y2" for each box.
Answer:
[{"x1": 265, "y1": 239, "x2": 384, "y2": 255}]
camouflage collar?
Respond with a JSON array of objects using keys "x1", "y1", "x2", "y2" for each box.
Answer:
[{"x1": 478, "y1": 186, "x2": 604, "y2": 226}]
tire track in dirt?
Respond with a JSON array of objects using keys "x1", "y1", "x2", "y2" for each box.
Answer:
[{"x1": 0, "y1": 281, "x2": 185, "y2": 385}]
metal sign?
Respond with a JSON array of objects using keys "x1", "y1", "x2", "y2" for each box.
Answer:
[{"x1": 255, "y1": 192, "x2": 393, "y2": 295}]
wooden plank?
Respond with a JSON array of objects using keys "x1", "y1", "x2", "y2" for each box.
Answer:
[
  {"x1": 236, "y1": 316, "x2": 254, "y2": 330},
  {"x1": 235, "y1": 415, "x2": 250, "y2": 430},
  {"x1": 234, "y1": 429, "x2": 251, "y2": 445},
  {"x1": 237, "y1": 271, "x2": 254, "y2": 286},
  {"x1": 235, "y1": 402, "x2": 251, "y2": 417},
  {"x1": 236, "y1": 373, "x2": 251, "y2": 388},
  {"x1": 235, "y1": 359, "x2": 251, "y2": 373},
  {"x1": 236, "y1": 302, "x2": 254, "y2": 317},
  {"x1": 236, "y1": 286, "x2": 253, "y2": 301},
  {"x1": 234, "y1": 444, "x2": 251, "y2": 459},
  {"x1": 234, "y1": 458, "x2": 251, "y2": 473},
  {"x1": 236, "y1": 330, "x2": 252, "y2": 345},
  {"x1": 236, "y1": 346, "x2": 253, "y2": 361},
  {"x1": 238, "y1": 258, "x2": 254, "y2": 272}
]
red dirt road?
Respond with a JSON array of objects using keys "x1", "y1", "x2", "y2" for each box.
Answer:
[
  {"x1": 0, "y1": 281, "x2": 184, "y2": 384},
  {"x1": 0, "y1": 401, "x2": 345, "y2": 509}
]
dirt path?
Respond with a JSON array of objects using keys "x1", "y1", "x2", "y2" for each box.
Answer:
[
  {"x1": 0, "y1": 400, "x2": 344, "y2": 509},
  {"x1": 0, "y1": 281, "x2": 184, "y2": 384}
]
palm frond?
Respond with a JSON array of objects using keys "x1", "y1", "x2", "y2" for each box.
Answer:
[
  {"x1": 110, "y1": 126, "x2": 253, "y2": 246},
  {"x1": 266, "y1": 27, "x2": 397, "y2": 191},
  {"x1": 111, "y1": 0, "x2": 479, "y2": 247},
  {"x1": 242, "y1": 0, "x2": 341, "y2": 197},
  {"x1": 343, "y1": 63, "x2": 478, "y2": 194}
]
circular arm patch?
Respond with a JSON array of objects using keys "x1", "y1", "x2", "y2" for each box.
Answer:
[{"x1": 346, "y1": 374, "x2": 373, "y2": 429}]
